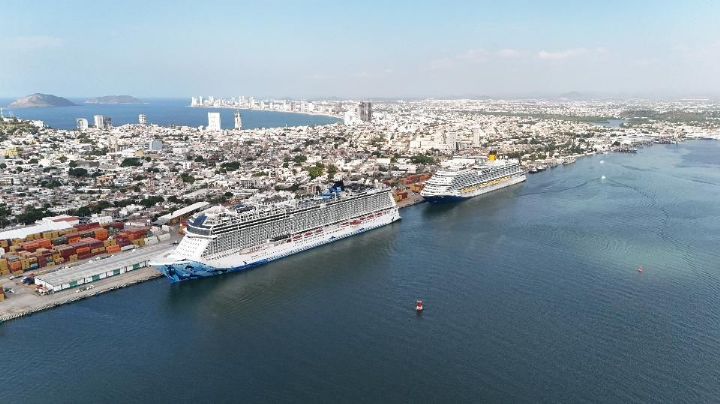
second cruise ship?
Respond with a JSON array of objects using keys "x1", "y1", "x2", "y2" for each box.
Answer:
[{"x1": 420, "y1": 152, "x2": 526, "y2": 203}]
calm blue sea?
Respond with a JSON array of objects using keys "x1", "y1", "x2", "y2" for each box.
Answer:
[
  {"x1": 0, "y1": 98, "x2": 339, "y2": 130},
  {"x1": 1, "y1": 141, "x2": 720, "y2": 402}
]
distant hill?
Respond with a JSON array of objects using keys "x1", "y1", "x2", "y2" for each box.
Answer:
[
  {"x1": 85, "y1": 95, "x2": 142, "y2": 104},
  {"x1": 8, "y1": 93, "x2": 77, "y2": 108}
]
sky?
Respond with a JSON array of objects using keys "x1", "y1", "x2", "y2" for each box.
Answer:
[{"x1": 1, "y1": 0, "x2": 719, "y2": 99}]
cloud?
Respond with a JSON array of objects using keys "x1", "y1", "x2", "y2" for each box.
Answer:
[
  {"x1": 427, "y1": 57, "x2": 456, "y2": 71},
  {"x1": 428, "y1": 48, "x2": 525, "y2": 70},
  {"x1": 497, "y1": 48, "x2": 521, "y2": 58},
  {"x1": 1, "y1": 36, "x2": 64, "y2": 51},
  {"x1": 537, "y1": 47, "x2": 606, "y2": 60},
  {"x1": 457, "y1": 49, "x2": 490, "y2": 62}
]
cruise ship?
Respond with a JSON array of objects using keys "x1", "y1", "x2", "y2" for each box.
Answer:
[
  {"x1": 420, "y1": 152, "x2": 526, "y2": 203},
  {"x1": 152, "y1": 186, "x2": 400, "y2": 282}
]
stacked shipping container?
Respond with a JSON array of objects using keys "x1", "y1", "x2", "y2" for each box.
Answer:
[{"x1": 0, "y1": 222, "x2": 144, "y2": 276}]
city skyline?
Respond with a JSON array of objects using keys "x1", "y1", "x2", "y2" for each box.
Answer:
[{"x1": 1, "y1": 0, "x2": 720, "y2": 98}]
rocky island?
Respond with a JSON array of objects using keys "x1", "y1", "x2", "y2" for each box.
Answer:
[
  {"x1": 84, "y1": 95, "x2": 143, "y2": 104},
  {"x1": 7, "y1": 93, "x2": 77, "y2": 108}
]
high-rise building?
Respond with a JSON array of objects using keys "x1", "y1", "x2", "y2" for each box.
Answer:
[
  {"x1": 358, "y1": 102, "x2": 373, "y2": 122},
  {"x1": 343, "y1": 110, "x2": 361, "y2": 125},
  {"x1": 234, "y1": 110, "x2": 243, "y2": 130},
  {"x1": 93, "y1": 115, "x2": 111, "y2": 129},
  {"x1": 148, "y1": 139, "x2": 163, "y2": 151},
  {"x1": 76, "y1": 118, "x2": 89, "y2": 131},
  {"x1": 139, "y1": 114, "x2": 148, "y2": 125},
  {"x1": 207, "y1": 112, "x2": 222, "y2": 131},
  {"x1": 472, "y1": 127, "x2": 484, "y2": 147}
]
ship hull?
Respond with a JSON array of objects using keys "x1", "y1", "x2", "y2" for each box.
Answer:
[
  {"x1": 156, "y1": 209, "x2": 400, "y2": 282},
  {"x1": 423, "y1": 195, "x2": 468, "y2": 204},
  {"x1": 424, "y1": 174, "x2": 526, "y2": 204}
]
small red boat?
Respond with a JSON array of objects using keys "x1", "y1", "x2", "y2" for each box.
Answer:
[{"x1": 416, "y1": 299, "x2": 424, "y2": 312}]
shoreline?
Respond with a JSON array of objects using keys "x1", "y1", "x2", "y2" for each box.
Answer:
[
  {"x1": 2, "y1": 197, "x2": 422, "y2": 325},
  {"x1": 189, "y1": 105, "x2": 341, "y2": 121},
  {"x1": 3, "y1": 140, "x2": 710, "y2": 326},
  {"x1": 0, "y1": 266, "x2": 161, "y2": 324}
]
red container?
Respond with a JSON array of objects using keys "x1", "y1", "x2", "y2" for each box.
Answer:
[
  {"x1": 94, "y1": 228, "x2": 109, "y2": 241},
  {"x1": 107, "y1": 222, "x2": 124, "y2": 230},
  {"x1": 74, "y1": 223, "x2": 101, "y2": 231},
  {"x1": 116, "y1": 239, "x2": 131, "y2": 247}
]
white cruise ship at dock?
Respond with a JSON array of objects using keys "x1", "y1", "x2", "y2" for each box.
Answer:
[
  {"x1": 152, "y1": 186, "x2": 399, "y2": 282},
  {"x1": 421, "y1": 152, "x2": 526, "y2": 203}
]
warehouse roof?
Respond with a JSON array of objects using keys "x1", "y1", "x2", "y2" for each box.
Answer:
[
  {"x1": 0, "y1": 215, "x2": 78, "y2": 241},
  {"x1": 155, "y1": 202, "x2": 210, "y2": 224},
  {"x1": 36, "y1": 243, "x2": 173, "y2": 287}
]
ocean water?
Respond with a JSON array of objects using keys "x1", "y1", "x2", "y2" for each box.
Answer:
[
  {"x1": 0, "y1": 98, "x2": 340, "y2": 130},
  {"x1": 1, "y1": 141, "x2": 720, "y2": 402}
]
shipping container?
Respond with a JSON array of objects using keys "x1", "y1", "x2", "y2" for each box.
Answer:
[{"x1": 94, "y1": 228, "x2": 109, "y2": 241}]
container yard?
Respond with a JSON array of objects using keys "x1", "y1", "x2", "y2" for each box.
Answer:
[
  {"x1": 0, "y1": 215, "x2": 181, "y2": 324},
  {"x1": 0, "y1": 217, "x2": 154, "y2": 278},
  {"x1": 0, "y1": 243, "x2": 174, "y2": 323}
]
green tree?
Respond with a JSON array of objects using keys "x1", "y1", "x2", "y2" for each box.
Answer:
[
  {"x1": 327, "y1": 164, "x2": 338, "y2": 178},
  {"x1": 121, "y1": 158, "x2": 143, "y2": 167},
  {"x1": 139, "y1": 196, "x2": 165, "y2": 208},
  {"x1": 68, "y1": 167, "x2": 88, "y2": 177},
  {"x1": 220, "y1": 161, "x2": 240, "y2": 171},
  {"x1": 0, "y1": 203, "x2": 11, "y2": 227},
  {"x1": 77, "y1": 206, "x2": 92, "y2": 217},
  {"x1": 180, "y1": 173, "x2": 195, "y2": 183},
  {"x1": 306, "y1": 162, "x2": 325, "y2": 179},
  {"x1": 16, "y1": 206, "x2": 53, "y2": 225},
  {"x1": 409, "y1": 154, "x2": 436, "y2": 165}
]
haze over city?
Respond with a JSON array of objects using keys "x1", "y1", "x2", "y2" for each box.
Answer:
[
  {"x1": 2, "y1": 0, "x2": 719, "y2": 99},
  {"x1": 3, "y1": 1, "x2": 720, "y2": 403}
]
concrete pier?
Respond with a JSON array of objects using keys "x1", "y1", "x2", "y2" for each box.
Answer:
[
  {"x1": 0, "y1": 245, "x2": 174, "y2": 324},
  {"x1": 0, "y1": 266, "x2": 162, "y2": 323}
]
